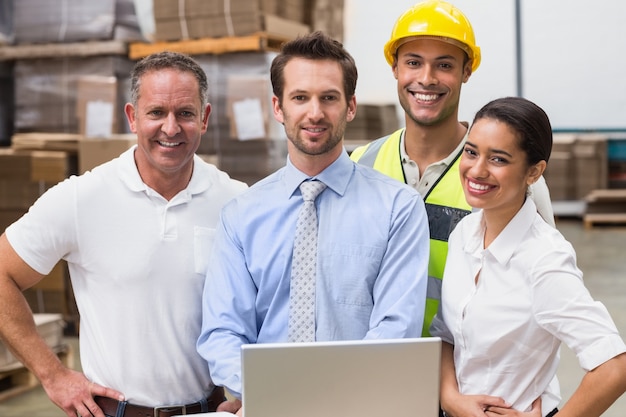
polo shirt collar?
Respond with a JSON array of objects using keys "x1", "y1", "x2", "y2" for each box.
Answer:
[{"x1": 117, "y1": 145, "x2": 211, "y2": 197}]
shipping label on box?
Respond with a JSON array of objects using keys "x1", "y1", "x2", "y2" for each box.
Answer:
[
  {"x1": 226, "y1": 75, "x2": 285, "y2": 141},
  {"x1": 76, "y1": 76, "x2": 118, "y2": 138}
]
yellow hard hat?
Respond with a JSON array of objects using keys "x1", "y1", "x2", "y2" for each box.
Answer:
[{"x1": 384, "y1": 0, "x2": 481, "y2": 72}]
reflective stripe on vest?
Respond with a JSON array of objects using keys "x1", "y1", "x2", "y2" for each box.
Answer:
[{"x1": 350, "y1": 128, "x2": 471, "y2": 336}]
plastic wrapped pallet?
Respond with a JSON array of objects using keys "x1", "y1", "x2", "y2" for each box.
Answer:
[
  {"x1": 0, "y1": 0, "x2": 13, "y2": 45},
  {"x1": 194, "y1": 52, "x2": 288, "y2": 184},
  {"x1": 14, "y1": 56, "x2": 133, "y2": 134},
  {"x1": 13, "y1": 0, "x2": 143, "y2": 44}
]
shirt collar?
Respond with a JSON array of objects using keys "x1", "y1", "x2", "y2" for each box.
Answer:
[
  {"x1": 399, "y1": 123, "x2": 469, "y2": 167},
  {"x1": 284, "y1": 149, "x2": 353, "y2": 198},
  {"x1": 118, "y1": 145, "x2": 211, "y2": 197},
  {"x1": 484, "y1": 198, "x2": 538, "y2": 265},
  {"x1": 118, "y1": 145, "x2": 144, "y2": 192}
]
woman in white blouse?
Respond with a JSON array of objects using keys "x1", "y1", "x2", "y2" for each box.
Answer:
[{"x1": 430, "y1": 96, "x2": 626, "y2": 417}]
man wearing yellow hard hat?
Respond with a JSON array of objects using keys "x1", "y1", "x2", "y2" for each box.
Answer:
[{"x1": 351, "y1": 0, "x2": 554, "y2": 336}]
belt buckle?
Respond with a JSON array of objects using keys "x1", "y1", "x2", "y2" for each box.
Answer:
[{"x1": 154, "y1": 404, "x2": 186, "y2": 416}]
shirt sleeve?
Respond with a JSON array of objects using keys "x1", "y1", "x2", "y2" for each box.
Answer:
[
  {"x1": 197, "y1": 207, "x2": 257, "y2": 399},
  {"x1": 363, "y1": 189, "x2": 429, "y2": 340},
  {"x1": 5, "y1": 177, "x2": 77, "y2": 274},
  {"x1": 532, "y1": 244, "x2": 626, "y2": 371}
]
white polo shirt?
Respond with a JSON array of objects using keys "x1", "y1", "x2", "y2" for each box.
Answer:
[{"x1": 6, "y1": 146, "x2": 247, "y2": 406}]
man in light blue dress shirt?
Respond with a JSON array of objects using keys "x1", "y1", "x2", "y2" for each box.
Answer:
[{"x1": 197, "y1": 31, "x2": 430, "y2": 416}]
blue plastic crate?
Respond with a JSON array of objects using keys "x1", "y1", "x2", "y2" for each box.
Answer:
[{"x1": 608, "y1": 139, "x2": 626, "y2": 161}]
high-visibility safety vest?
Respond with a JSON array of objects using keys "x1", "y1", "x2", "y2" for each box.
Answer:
[{"x1": 350, "y1": 129, "x2": 471, "y2": 336}]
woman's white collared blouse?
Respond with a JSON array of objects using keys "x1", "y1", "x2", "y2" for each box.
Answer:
[{"x1": 430, "y1": 198, "x2": 626, "y2": 414}]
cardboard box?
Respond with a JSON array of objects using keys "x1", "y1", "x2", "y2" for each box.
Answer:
[
  {"x1": 0, "y1": 209, "x2": 25, "y2": 234},
  {"x1": 548, "y1": 133, "x2": 609, "y2": 201},
  {"x1": 572, "y1": 134, "x2": 608, "y2": 200},
  {"x1": 194, "y1": 52, "x2": 282, "y2": 154},
  {"x1": 154, "y1": 12, "x2": 309, "y2": 41},
  {"x1": 543, "y1": 151, "x2": 573, "y2": 201},
  {"x1": 0, "y1": 149, "x2": 72, "y2": 183},
  {"x1": 0, "y1": 179, "x2": 52, "y2": 210},
  {"x1": 309, "y1": 0, "x2": 344, "y2": 41},
  {"x1": 218, "y1": 138, "x2": 288, "y2": 185},
  {"x1": 31, "y1": 262, "x2": 68, "y2": 292},
  {"x1": 153, "y1": 0, "x2": 258, "y2": 19},
  {"x1": 153, "y1": 0, "x2": 308, "y2": 23},
  {"x1": 76, "y1": 76, "x2": 118, "y2": 138},
  {"x1": 226, "y1": 75, "x2": 285, "y2": 141},
  {"x1": 344, "y1": 104, "x2": 399, "y2": 141},
  {"x1": 78, "y1": 135, "x2": 136, "y2": 174}
]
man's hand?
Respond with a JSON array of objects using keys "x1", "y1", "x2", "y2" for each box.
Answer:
[
  {"x1": 217, "y1": 398, "x2": 243, "y2": 416},
  {"x1": 41, "y1": 367, "x2": 124, "y2": 417}
]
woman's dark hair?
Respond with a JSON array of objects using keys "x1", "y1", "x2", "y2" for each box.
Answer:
[
  {"x1": 470, "y1": 96, "x2": 552, "y2": 165},
  {"x1": 270, "y1": 31, "x2": 358, "y2": 105}
]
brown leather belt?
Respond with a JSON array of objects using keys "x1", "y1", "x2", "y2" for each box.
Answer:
[{"x1": 95, "y1": 386, "x2": 225, "y2": 417}]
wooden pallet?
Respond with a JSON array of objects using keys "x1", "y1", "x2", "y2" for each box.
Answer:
[
  {"x1": 128, "y1": 33, "x2": 287, "y2": 60},
  {"x1": 0, "y1": 345, "x2": 74, "y2": 403},
  {"x1": 583, "y1": 189, "x2": 626, "y2": 229},
  {"x1": 583, "y1": 213, "x2": 626, "y2": 229},
  {"x1": 0, "y1": 40, "x2": 128, "y2": 61}
]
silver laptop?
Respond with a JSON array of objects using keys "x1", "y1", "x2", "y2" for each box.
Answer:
[{"x1": 241, "y1": 337, "x2": 442, "y2": 417}]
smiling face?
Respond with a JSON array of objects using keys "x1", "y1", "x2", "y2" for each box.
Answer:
[
  {"x1": 125, "y1": 68, "x2": 210, "y2": 183},
  {"x1": 272, "y1": 57, "x2": 356, "y2": 172},
  {"x1": 393, "y1": 38, "x2": 471, "y2": 128},
  {"x1": 460, "y1": 117, "x2": 545, "y2": 222}
]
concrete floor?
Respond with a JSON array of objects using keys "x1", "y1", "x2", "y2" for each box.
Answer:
[{"x1": 1, "y1": 218, "x2": 625, "y2": 416}]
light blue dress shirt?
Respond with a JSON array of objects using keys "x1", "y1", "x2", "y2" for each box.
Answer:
[{"x1": 197, "y1": 150, "x2": 430, "y2": 398}]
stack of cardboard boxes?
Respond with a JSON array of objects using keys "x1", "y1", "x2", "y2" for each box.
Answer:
[
  {"x1": 5, "y1": 0, "x2": 141, "y2": 172},
  {"x1": 309, "y1": 0, "x2": 345, "y2": 42},
  {"x1": 0, "y1": 147, "x2": 79, "y2": 331},
  {"x1": 194, "y1": 52, "x2": 288, "y2": 185},
  {"x1": 0, "y1": 1, "x2": 145, "y2": 330},
  {"x1": 152, "y1": 0, "x2": 310, "y2": 41},
  {"x1": 344, "y1": 104, "x2": 400, "y2": 143},
  {"x1": 2, "y1": 1, "x2": 348, "y2": 186},
  {"x1": 544, "y1": 133, "x2": 609, "y2": 202},
  {"x1": 0, "y1": 0, "x2": 350, "y2": 379}
]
